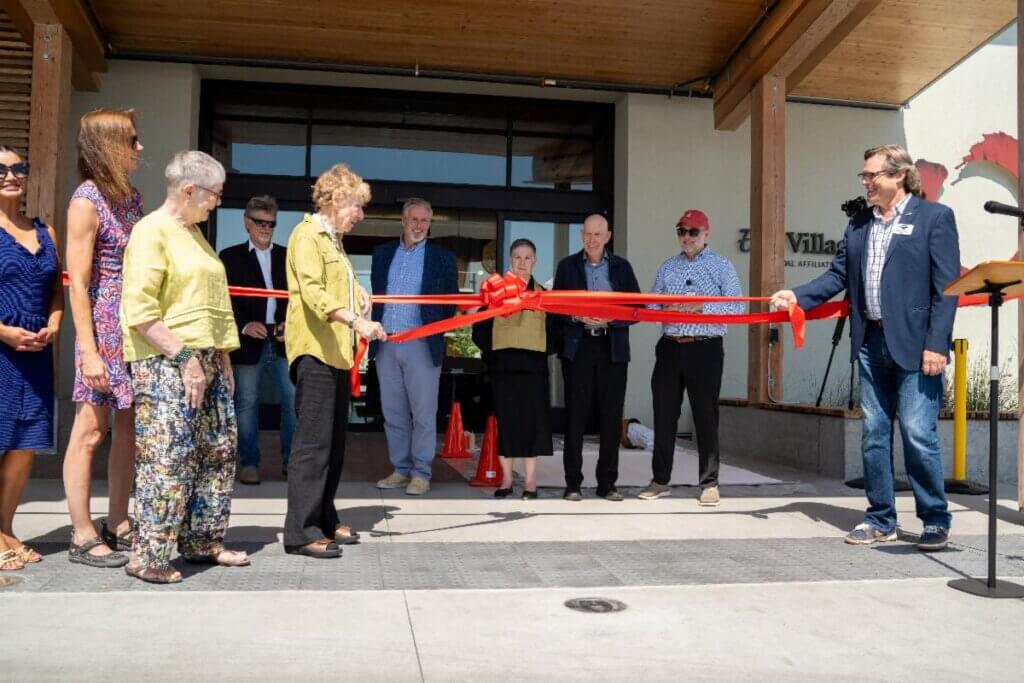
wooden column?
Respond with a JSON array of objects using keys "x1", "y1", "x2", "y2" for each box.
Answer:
[
  {"x1": 1016, "y1": 0, "x2": 1023, "y2": 512},
  {"x1": 747, "y1": 74, "x2": 787, "y2": 403},
  {"x1": 26, "y1": 22, "x2": 71, "y2": 234}
]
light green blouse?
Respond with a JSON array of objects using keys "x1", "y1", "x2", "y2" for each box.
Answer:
[{"x1": 121, "y1": 210, "x2": 240, "y2": 362}]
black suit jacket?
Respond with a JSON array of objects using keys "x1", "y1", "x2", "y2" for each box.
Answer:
[
  {"x1": 551, "y1": 249, "x2": 641, "y2": 364},
  {"x1": 219, "y1": 242, "x2": 288, "y2": 365}
]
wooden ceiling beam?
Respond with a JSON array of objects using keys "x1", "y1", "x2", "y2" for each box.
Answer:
[{"x1": 713, "y1": 0, "x2": 880, "y2": 131}]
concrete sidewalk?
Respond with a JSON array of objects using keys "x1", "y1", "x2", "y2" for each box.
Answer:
[{"x1": 3, "y1": 441, "x2": 1023, "y2": 681}]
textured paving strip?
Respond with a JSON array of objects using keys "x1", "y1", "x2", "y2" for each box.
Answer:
[{"x1": 4, "y1": 534, "x2": 1023, "y2": 593}]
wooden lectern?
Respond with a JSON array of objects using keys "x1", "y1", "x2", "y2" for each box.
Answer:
[{"x1": 943, "y1": 262, "x2": 1024, "y2": 598}]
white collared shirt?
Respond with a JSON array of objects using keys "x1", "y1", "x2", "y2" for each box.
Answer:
[
  {"x1": 248, "y1": 239, "x2": 277, "y2": 324},
  {"x1": 865, "y1": 193, "x2": 912, "y2": 320}
]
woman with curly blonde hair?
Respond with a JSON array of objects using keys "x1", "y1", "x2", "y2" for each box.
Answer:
[{"x1": 282, "y1": 164, "x2": 386, "y2": 559}]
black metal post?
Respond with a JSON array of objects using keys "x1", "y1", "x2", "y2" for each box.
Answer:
[{"x1": 948, "y1": 281, "x2": 1024, "y2": 598}]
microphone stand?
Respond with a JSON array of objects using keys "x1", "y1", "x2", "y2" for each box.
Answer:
[{"x1": 815, "y1": 317, "x2": 846, "y2": 407}]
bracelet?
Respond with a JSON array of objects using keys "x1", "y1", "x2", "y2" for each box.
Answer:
[
  {"x1": 345, "y1": 316, "x2": 360, "y2": 329},
  {"x1": 168, "y1": 346, "x2": 194, "y2": 367}
]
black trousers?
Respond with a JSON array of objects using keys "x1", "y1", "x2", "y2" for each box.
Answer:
[
  {"x1": 284, "y1": 355, "x2": 349, "y2": 548},
  {"x1": 651, "y1": 336, "x2": 724, "y2": 489},
  {"x1": 562, "y1": 335, "x2": 628, "y2": 494}
]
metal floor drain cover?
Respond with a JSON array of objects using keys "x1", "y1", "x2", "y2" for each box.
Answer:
[
  {"x1": 0, "y1": 575, "x2": 23, "y2": 589},
  {"x1": 565, "y1": 597, "x2": 626, "y2": 613}
]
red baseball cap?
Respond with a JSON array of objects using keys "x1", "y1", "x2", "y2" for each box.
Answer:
[{"x1": 676, "y1": 209, "x2": 710, "y2": 230}]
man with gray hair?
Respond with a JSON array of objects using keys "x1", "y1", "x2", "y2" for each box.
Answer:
[
  {"x1": 371, "y1": 198, "x2": 458, "y2": 495},
  {"x1": 219, "y1": 195, "x2": 295, "y2": 485}
]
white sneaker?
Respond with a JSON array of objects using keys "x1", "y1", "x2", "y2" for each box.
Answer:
[
  {"x1": 377, "y1": 472, "x2": 411, "y2": 489},
  {"x1": 405, "y1": 477, "x2": 431, "y2": 496}
]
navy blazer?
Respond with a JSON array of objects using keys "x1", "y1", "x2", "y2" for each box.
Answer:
[
  {"x1": 794, "y1": 195, "x2": 960, "y2": 371},
  {"x1": 219, "y1": 242, "x2": 288, "y2": 366},
  {"x1": 552, "y1": 249, "x2": 641, "y2": 364},
  {"x1": 370, "y1": 239, "x2": 458, "y2": 367}
]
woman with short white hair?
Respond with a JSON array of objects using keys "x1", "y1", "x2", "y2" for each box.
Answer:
[{"x1": 120, "y1": 150, "x2": 248, "y2": 583}]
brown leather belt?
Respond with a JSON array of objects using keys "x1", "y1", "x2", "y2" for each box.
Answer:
[{"x1": 663, "y1": 335, "x2": 716, "y2": 344}]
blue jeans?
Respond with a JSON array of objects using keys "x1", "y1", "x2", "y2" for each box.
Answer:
[
  {"x1": 858, "y1": 326, "x2": 951, "y2": 533},
  {"x1": 234, "y1": 340, "x2": 296, "y2": 468},
  {"x1": 376, "y1": 340, "x2": 441, "y2": 481}
]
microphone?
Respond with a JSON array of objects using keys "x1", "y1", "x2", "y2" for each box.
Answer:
[{"x1": 983, "y1": 201, "x2": 1024, "y2": 220}]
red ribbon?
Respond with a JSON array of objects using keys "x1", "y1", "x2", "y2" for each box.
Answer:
[{"x1": 58, "y1": 271, "x2": 1014, "y2": 398}]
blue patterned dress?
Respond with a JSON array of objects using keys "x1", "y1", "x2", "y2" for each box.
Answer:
[{"x1": 0, "y1": 219, "x2": 58, "y2": 451}]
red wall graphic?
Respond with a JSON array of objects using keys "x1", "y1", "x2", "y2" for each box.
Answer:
[{"x1": 914, "y1": 132, "x2": 1019, "y2": 272}]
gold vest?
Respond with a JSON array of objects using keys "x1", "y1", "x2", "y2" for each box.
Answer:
[{"x1": 492, "y1": 280, "x2": 546, "y2": 352}]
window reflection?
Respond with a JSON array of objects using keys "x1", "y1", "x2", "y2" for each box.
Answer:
[
  {"x1": 511, "y1": 137, "x2": 593, "y2": 190},
  {"x1": 211, "y1": 120, "x2": 306, "y2": 176},
  {"x1": 311, "y1": 126, "x2": 506, "y2": 185}
]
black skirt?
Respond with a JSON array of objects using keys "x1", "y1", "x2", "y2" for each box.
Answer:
[{"x1": 491, "y1": 367, "x2": 553, "y2": 458}]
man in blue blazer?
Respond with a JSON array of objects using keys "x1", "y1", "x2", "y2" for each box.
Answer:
[
  {"x1": 553, "y1": 214, "x2": 641, "y2": 501},
  {"x1": 371, "y1": 198, "x2": 458, "y2": 496},
  {"x1": 772, "y1": 144, "x2": 960, "y2": 551}
]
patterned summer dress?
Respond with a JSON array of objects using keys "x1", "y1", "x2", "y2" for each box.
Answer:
[
  {"x1": 71, "y1": 182, "x2": 143, "y2": 409},
  {"x1": 0, "y1": 218, "x2": 58, "y2": 450}
]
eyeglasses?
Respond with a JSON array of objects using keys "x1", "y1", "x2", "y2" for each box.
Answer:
[
  {"x1": 676, "y1": 227, "x2": 704, "y2": 238},
  {"x1": 194, "y1": 184, "x2": 223, "y2": 201},
  {"x1": 857, "y1": 170, "x2": 890, "y2": 183},
  {"x1": 245, "y1": 214, "x2": 276, "y2": 229},
  {"x1": 0, "y1": 162, "x2": 29, "y2": 179}
]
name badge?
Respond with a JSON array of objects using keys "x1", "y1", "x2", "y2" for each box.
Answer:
[{"x1": 893, "y1": 223, "x2": 914, "y2": 236}]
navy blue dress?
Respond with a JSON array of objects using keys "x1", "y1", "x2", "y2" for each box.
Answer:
[{"x1": 0, "y1": 219, "x2": 58, "y2": 451}]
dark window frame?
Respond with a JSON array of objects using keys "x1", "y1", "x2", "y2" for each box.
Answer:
[{"x1": 198, "y1": 79, "x2": 614, "y2": 249}]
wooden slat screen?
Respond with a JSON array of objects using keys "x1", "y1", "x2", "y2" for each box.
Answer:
[{"x1": 0, "y1": 9, "x2": 31, "y2": 155}]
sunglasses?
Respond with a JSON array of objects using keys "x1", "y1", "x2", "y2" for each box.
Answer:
[
  {"x1": 676, "y1": 227, "x2": 704, "y2": 237},
  {"x1": 246, "y1": 215, "x2": 276, "y2": 229},
  {"x1": 0, "y1": 162, "x2": 29, "y2": 179}
]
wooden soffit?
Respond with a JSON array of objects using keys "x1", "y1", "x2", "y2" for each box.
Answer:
[{"x1": 88, "y1": 0, "x2": 1016, "y2": 106}]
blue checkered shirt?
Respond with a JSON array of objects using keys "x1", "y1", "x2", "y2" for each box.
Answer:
[
  {"x1": 648, "y1": 246, "x2": 743, "y2": 337},
  {"x1": 381, "y1": 239, "x2": 426, "y2": 333},
  {"x1": 865, "y1": 193, "x2": 912, "y2": 320}
]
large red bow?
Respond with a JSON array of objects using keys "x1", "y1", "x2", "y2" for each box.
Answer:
[{"x1": 479, "y1": 272, "x2": 528, "y2": 310}]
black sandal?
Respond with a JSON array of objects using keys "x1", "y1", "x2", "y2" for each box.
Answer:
[
  {"x1": 68, "y1": 534, "x2": 129, "y2": 568},
  {"x1": 101, "y1": 518, "x2": 136, "y2": 552},
  {"x1": 521, "y1": 490, "x2": 538, "y2": 500}
]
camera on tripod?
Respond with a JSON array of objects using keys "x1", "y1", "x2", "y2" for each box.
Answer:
[{"x1": 841, "y1": 196, "x2": 868, "y2": 218}]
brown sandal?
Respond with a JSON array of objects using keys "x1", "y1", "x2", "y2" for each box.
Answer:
[
  {"x1": 125, "y1": 562, "x2": 182, "y2": 584},
  {"x1": 183, "y1": 549, "x2": 250, "y2": 567},
  {"x1": 334, "y1": 525, "x2": 361, "y2": 546}
]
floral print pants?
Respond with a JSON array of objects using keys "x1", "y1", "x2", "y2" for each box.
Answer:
[{"x1": 130, "y1": 349, "x2": 237, "y2": 569}]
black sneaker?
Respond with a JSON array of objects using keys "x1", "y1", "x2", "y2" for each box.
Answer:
[
  {"x1": 562, "y1": 489, "x2": 582, "y2": 501},
  {"x1": 916, "y1": 525, "x2": 950, "y2": 552}
]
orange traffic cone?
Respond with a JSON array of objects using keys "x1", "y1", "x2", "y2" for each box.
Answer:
[
  {"x1": 470, "y1": 414, "x2": 502, "y2": 486},
  {"x1": 439, "y1": 401, "x2": 470, "y2": 459}
]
